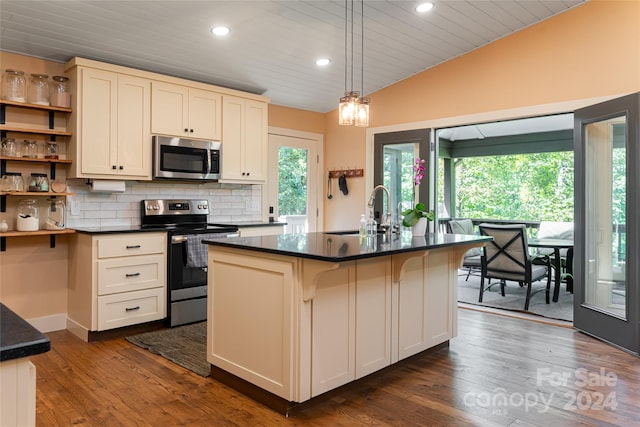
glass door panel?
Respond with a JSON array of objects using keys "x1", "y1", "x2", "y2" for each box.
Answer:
[
  {"x1": 382, "y1": 143, "x2": 417, "y2": 226},
  {"x1": 373, "y1": 129, "x2": 431, "y2": 229},
  {"x1": 574, "y1": 92, "x2": 638, "y2": 355},
  {"x1": 584, "y1": 117, "x2": 626, "y2": 319},
  {"x1": 267, "y1": 133, "x2": 319, "y2": 234},
  {"x1": 278, "y1": 146, "x2": 309, "y2": 233}
]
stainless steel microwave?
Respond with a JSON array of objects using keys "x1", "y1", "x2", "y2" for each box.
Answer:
[{"x1": 153, "y1": 135, "x2": 221, "y2": 181}]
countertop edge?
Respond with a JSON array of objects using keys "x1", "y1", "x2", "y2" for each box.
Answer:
[
  {"x1": 205, "y1": 234, "x2": 491, "y2": 262},
  {"x1": 0, "y1": 303, "x2": 51, "y2": 362}
]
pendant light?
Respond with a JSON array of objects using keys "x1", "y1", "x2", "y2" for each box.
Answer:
[{"x1": 338, "y1": 0, "x2": 369, "y2": 127}]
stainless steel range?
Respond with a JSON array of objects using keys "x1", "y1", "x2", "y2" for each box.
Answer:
[{"x1": 141, "y1": 199, "x2": 238, "y2": 327}]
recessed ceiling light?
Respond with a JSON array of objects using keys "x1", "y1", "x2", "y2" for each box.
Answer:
[
  {"x1": 415, "y1": 2, "x2": 434, "y2": 13},
  {"x1": 211, "y1": 26, "x2": 230, "y2": 36},
  {"x1": 315, "y1": 58, "x2": 331, "y2": 67}
]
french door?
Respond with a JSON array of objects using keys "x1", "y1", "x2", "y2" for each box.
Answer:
[
  {"x1": 574, "y1": 92, "x2": 639, "y2": 354},
  {"x1": 267, "y1": 131, "x2": 320, "y2": 233}
]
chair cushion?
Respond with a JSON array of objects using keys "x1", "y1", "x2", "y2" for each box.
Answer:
[
  {"x1": 463, "y1": 255, "x2": 481, "y2": 267},
  {"x1": 449, "y1": 219, "x2": 482, "y2": 257}
]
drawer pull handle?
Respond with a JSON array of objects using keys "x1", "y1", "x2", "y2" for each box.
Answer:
[
  {"x1": 126, "y1": 245, "x2": 141, "y2": 249},
  {"x1": 125, "y1": 306, "x2": 140, "y2": 312},
  {"x1": 126, "y1": 272, "x2": 141, "y2": 278}
]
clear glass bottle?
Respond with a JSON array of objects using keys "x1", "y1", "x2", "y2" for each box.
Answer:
[
  {"x1": 50, "y1": 75, "x2": 70, "y2": 108},
  {"x1": 27, "y1": 73, "x2": 49, "y2": 105},
  {"x1": 45, "y1": 141, "x2": 58, "y2": 159},
  {"x1": 45, "y1": 198, "x2": 65, "y2": 230},
  {"x1": 17, "y1": 199, "x2": 39, "y2": 231},
  {"x1": 359, "y1": 214, "x2": 367, "y2": 238},
  {"x1": 2, "y1": 69, "x2": 26, "y2": 102},
  {"x1": 366, "y1": 215, "x2": 377, "y2": 237},
  {"x1": 22, "y1": 140, "x2": 38, "y2": 158},
  {"x1": 1, "y1": 138, "x2": 17, "y2": 157}
]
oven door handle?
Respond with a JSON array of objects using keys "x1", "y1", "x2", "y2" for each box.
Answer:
[{"x1": 172, "y1": 235, "x2": 188, "y2": 244}]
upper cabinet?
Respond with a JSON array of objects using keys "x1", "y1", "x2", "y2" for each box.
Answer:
[
  {"x1": 151, "y1": 82, "x2": 221, "y2": 141},
  {"x1": 64, "y1": 57, "x2": 269, "y2": 183},
  {"x1": 221, "y1": 96, "x2": 268, "y2": 183},
  {"x1": 67, "y1": 66, "x2": 151, "y2": 180}
]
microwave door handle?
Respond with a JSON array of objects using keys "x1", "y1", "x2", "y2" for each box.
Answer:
[{"x1": 206, "y1": 149, "x2": 212, "y2": 175}]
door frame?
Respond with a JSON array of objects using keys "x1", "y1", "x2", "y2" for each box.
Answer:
[
  {"x1": 573, "y1": 92, "x2": 639, "y2": 354},
  {"x1": 267, "y1": 127, "x2": 324, "y2": 232}
]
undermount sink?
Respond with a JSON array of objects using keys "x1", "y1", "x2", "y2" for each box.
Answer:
[{"x1": 324, "y1": 230, "x2": 386, "y2": 236}]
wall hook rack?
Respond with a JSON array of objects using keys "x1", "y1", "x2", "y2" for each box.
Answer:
[{"x1": 328, "y1": 169, "x2": 363, "y2": 178}]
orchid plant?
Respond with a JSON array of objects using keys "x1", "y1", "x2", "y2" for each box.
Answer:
[{"x1": 401, "y1": 158, "x2": 435, "y2": 227}]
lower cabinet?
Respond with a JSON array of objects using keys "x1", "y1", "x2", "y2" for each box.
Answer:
[
  {"x1": 311, "y1": 257, "x2": 392, "y2": 396},
  {"x1": 67, "y1": 232, "x2": 167, "y2": 340},
  {"x1": 207, "y1": 245, "x2": 456, "y2": 404},
  {"x1": 396, "y1": 249, "x2": 455, "y2": 360},
  {"x1": 0, "y1": 359, "x2": 36, "y2": 427}
]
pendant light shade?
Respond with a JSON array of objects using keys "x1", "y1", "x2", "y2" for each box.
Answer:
[
  {"x1": 355, "y1": 97, "x2": 369, "y2": 127},
  {"x1": 338, "y1": 0, "x2": 369, "y2": 127}
]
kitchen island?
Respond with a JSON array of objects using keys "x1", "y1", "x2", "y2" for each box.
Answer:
[{"x1": 205, "y1": 231, "x2": 490, "y2": 414}]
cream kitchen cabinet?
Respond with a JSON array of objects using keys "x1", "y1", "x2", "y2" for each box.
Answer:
[
  {"x1": 221, "y1": 95, "x2": 267, "y2": 183},
  {"x1": 151, "y1": 82, "x2": 222, "y2": 141},
  {"x1": 66, "y1": 66, "x2": 151, "y2": 179},
  {"x1": 67, "y1": 232, "x2": 166, "y2": 341}
]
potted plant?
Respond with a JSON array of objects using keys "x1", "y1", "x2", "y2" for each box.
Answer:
[{"x1": 401, "y1": 158, "x2": 434, "y2": 235}]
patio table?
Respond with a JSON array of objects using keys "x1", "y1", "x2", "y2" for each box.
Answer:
[{"x1": 529, "y1": 238, "x2": 573, "y2": 303}]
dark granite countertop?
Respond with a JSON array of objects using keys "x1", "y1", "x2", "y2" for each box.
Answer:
[
  {"x1": 1, "y1": 303, "x2": 50, "y2": 362},
  {"x1": 72, "y1": 225, "x2": 167, "y2": 234},
  {"x1": 210, "y1": 221, "x2": 287, "y2": 228},
  {"x1": 72, "y1": 222, "x2": 286, "y2": 234},
  {"x1": 204, "y1": 231, "x2": 491, "y2": 262}
]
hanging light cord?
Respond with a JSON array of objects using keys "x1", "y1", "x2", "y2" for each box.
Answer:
[
  {"x1": 360, "y1": 0, "x2": 364, "y2": 98},
  {"x1": 350, "y1": 0, "x2": 355, "y2": 94},
  {"x1": 344, "y1": 0, "x2": 348, "y2": 94}
]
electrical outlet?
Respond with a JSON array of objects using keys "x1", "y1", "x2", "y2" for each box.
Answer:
[
  {"x1": 245, "y1": 200, "x2": 261, "y2": 213},
  {"x1": 68, "y1": 198, "x2": 80, "y2": 216}
]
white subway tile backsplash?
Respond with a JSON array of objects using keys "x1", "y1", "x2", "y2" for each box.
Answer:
[{"x1": 66, "y1": 180, "x2": 263, "y2": 228}]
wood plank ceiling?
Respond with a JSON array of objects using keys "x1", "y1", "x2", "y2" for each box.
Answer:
[{"x1": 0, "y1": 0, "x2": 583, "y2": 113}]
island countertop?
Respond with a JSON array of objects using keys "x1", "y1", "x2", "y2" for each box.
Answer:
[
  {"x1": 204, "y1": 231, "x2": 490, "y2": 262},
  {"x1": 1, "y1": 303, "x2": 50, "y2": 362}
]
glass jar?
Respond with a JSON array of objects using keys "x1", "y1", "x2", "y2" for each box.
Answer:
[
  {"x1": 1, "y1": 138, "x2": 17, "y2": 157},
  {"x1": 22, "y1": 140, "x2": 38, "y2": 158},
  {"x1": 50, "y1": 75, "x2": 71, "y2": 108},
  {"x1": 45, "y1": 141, "x2": 58, "y2": 159},
  {"x1": 1, "y1": 172, "x2": 24, "y2": 192},
  {"x1": 28, "y1": 173, "x2": 49, "y2": 192},
  {"x1": 27, "y1": 73, "x2": 49, "y2": 105},
  {"x1": 45, "y1": 198, "x2": 65, "y2": 230},
  {"x1": 17, "y1": 199, "x2": 39, "y2": 231},
  {"x1": 2, "y1": 69, "x2": 26, "y2": 102}
]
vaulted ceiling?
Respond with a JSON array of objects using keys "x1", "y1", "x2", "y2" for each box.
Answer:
[{"x1": 0, "y1": 0, "x2": 583, "y2": 113}]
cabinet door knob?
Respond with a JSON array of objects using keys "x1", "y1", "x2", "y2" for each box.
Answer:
[
  {"x1": 190, "y1": 129, "x2": 194, "y2": 133},
  {"x1": 119, "y1": 166, "x2": 124, "y2": 170},
  {"x1": 112, "y1": 165, "x2": 117, "y2": 170},
  {"x1": 184, "y1": 128, "x2": 189, "y2": 132}
]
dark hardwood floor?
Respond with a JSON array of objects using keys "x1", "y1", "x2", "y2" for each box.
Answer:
[{"x1": 31, "y1": 309, "x2": 640, "y2": 426}]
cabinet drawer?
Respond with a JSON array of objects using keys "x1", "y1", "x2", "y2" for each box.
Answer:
[
  {"x1": 97, "y1": 233, "x2": 165, "y2": 258},
  {"x1": 97, "y1": 255, "x2": 165, "y2": 295},
  {"x1": 97, "y1": 287, "x2": 166, "y2": 330}
]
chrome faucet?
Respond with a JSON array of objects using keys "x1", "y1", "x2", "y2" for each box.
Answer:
[{"x1": 367, "y1": 185, "x2": 394, "y2": 233}]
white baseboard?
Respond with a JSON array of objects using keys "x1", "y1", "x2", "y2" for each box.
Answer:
[{"x1": 26, "y1": 313, "x2": 67, "y2": 333}]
